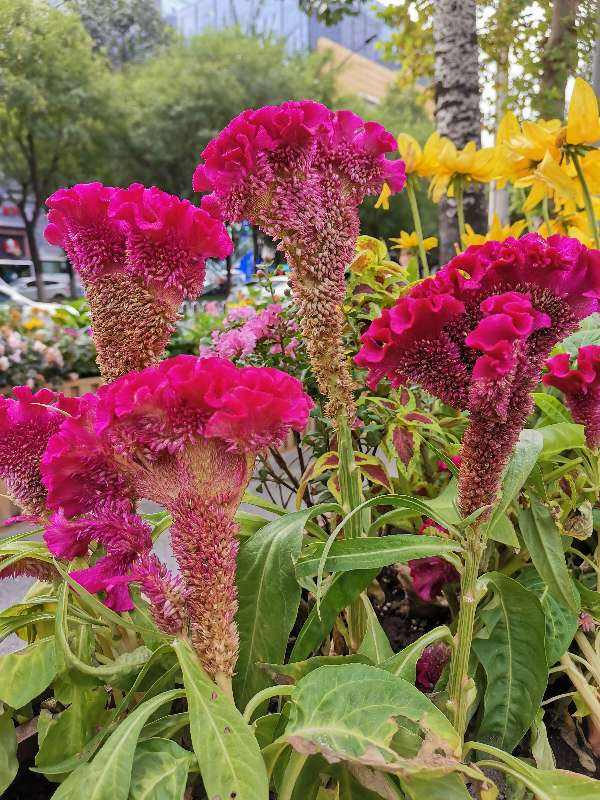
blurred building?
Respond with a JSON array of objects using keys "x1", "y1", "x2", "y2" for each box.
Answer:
[{"x1": 164, "y1": 0, "x2": 396, "y2": 103}]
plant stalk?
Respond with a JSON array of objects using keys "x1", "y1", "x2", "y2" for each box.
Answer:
[
  {"x1": 454, "y1": 176, "x2": 467, "y2": 249},
  {"x1": 406, "y1": 177, "x2": 429, "y2": 277},
  {"x1": 214, "y1": 670, "x2": 234, "y2": 703},
  {"x1": 447, "y1": 523, "x2": 485, "y2": 745},
  {"x1": 571, "y1": 150, "x2": 600, "y2": 248},
  {"x1": 243, "y1": 684, "x2": 295, "y2": 724},
  {"x1": 560, "y1": 652, "x2": 600, "y2": 733},
  {"x1": 279, "y1": 750, "x2": 308, "y2": 800},
  {"x1": 337, "y1": 411, "x2": 367, "y2": 648}
]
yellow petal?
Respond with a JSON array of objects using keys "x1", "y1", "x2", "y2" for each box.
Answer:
[
  {"x1": 567, "y1": 77, "x2": 600, "y2": 146},
  {"x1": 496, "y1": 111, "x2": 520, "y2": 145},
  {"x1": 397, "y1": 133, "x2": 422, "y2": 174},
  {"x1": 374, "y1": 181, "x2": 391, "y2": 210},
  {"x1": 422, "y1": 236, "x2": 438, "y2": 251},
  {"x1": 522, "y1": 180, "x2": 549, "y2": 212},
  {"x1": 535, "y1": 151, "x2": 578, "y2": 202}
]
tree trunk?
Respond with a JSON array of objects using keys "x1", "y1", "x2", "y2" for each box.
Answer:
[
  {"x1": 433, "y1": 0, "x2": 485, "y2": 264},
  {"x1": 21, "y1": 211, "x2": 45, "y2": 302},
  {"x1": 538, "y1": 0, "x2": 579, "y2": 119},
  {"x1": 592, "y1": 31, "x2": 600, "y2": 97}
]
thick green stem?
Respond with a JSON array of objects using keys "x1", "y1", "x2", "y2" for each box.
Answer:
[
  {"x1": 454, "y1": 177, "x2": 466, "y2": 249},
  {"x1": 572, "y1": 150, "x2": 600, "y2": 248},
  {"x1": 406, "y1": 177, "x2": 429, "y2": 277},
  {"x1": 561, "y1": 652, "x2": 600, "y2": 733},
  {"x1": 337, "y1": 411, "x2": 367, "y2": 648},
  {"x1": 279, "y1": 750, "x2": 308, "y2": 800},
  {"x1": 447, "y1": 524, "x2": 486, "y2": 745}
]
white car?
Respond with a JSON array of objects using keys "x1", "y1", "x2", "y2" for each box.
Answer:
[
  {"x1": 15, "y1": 274, "x2": 74, "y2": 302},
  {"x1": 0, "y1": 279, "x2": 75, "y2": 314}
]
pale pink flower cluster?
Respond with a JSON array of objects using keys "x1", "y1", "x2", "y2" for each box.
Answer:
[{"x1": 200, "y1": 303, "x2": 298, "y2": 360}]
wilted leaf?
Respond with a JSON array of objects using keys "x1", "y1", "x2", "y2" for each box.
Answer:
[
  {"x1": 129, "y1": 738, "x2": 193, "y2": 800},
  {"x1": 0, "y1": 636, "x2": 56, "y2": 708}
]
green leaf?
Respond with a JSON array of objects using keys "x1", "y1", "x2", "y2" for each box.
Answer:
[
  {"x1": 0, "y1": 711, "x2": 17, "y2": 795},
  {"x1": 518, "y1": 494, "x2": 580, "y2": 613},
  {"x1": 295, "y1": 535, "x2": 461, "y2": 579},
  {"x1": 518, "y1": 568, "x2": 578, "y2": 665},
  {"x1": 290, "y1": 570, "x2": 378, "y2": 662},
  {"x1": 485, "y1": 429, "x2": 543, "y2": 547},
  {"x1": 284, "y1": 664, "x2": 460, "y2": 772},
  {"x1": 530, "y1": 710, "x2": 555, "y2": 770},
  {"x1": 260, "y1": 655, "x2": 372, "y2": 684},
  {"x1": 469, "y1": 741, "x2": 600, "y2": 799},
  {"x1": 538, "y1": 423, "x2": 586, "y2": 459},
  {"x1": 36, "y1": 688, "x2": 108, "y2": 774},
  {"x1": 129, "y1": 738, "x2": 193, "y2": 800},
  {"x1": 0, "y1": 636, "x2": 56, "y2": 708},
  {"x1": 381, "y1": 626, "x2": 453, "y2": 683},
  {"x1": 173, "y1": 638, "x2": 269, "y2": 800},
  {"x1": 560, "y1": 314, "x2": 600, "y2": 355},
  {"x1": 532, "y1": 394, "x2": 573, "y2": 424},
  {"x1": 357, "y1": 595, "x2": 393, "y2": 664},
  {"x1": 574, "y1": 580, "x2": 600, "y2": 617},
  {"x1": 473, "y1": 573, "x2": 547, "y2": 751},
  {"x1": 52, "y1": 689, "x2": 184, "y2": 800},
  {"x1": 235, "y1": 506, "x2": 335, "y2": 708},
  {"x1": 139, "y1": 713, "x2": 189, "y2": 743}
]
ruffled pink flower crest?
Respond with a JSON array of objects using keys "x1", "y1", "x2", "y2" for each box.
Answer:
[
  {"x1": 356, "y1": 235, "x2": 600, "y2": 420},
  {"x1": 543, "y1": 345, "x2": 600, "y2": 448},
  {"x1": 193, "y1": 100, "x2": 405, "y2": 216},
  {"x1": 0, "y1": 387, "x2": 80, "y2": 516},
  {"x1": 108, "y1": 183, "x2": 232, "y2": 300}
]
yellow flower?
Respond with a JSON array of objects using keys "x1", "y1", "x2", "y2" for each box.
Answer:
[
  {"x1": 374, "y1": 181, "x2": 392, "y2": 210},
  {"x1": 23, "y1": 316, "x2": 44, "y2": 331},
  {"x1": 566, "y1": 77, "x2": 600, "y2": 147},
  {"x1": 389, "y1": 231, "x2": 438, "y2": 251},
  {"x1": 396, "y1": 132, "x2": 442, "y2": 177},
  {"x1": 462, "y1": 214, "x2": 528, "y2": 247},
  {"x1": 495, "y1": 113, "x2": 563, "y2": 185},
  {"x1": 429, "y1": 139, "x2": 499, "y2": 202},
  {"x1": 351, "y1": 236, "x2": 403, "y2": 275},
  {"x1": 516, "y1": 151, "x2": 579, "y2": 212}
]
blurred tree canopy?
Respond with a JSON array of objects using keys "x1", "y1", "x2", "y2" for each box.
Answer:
[
  {"x1": 0, "y1": 0, "x2": 111, "y2": 296},
  {"x1": 65, "y1": 0, "x2": 173, "y2": 67}
]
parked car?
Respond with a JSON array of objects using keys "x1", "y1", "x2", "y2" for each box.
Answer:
[
  {"x1": 0, "y1": 279, "x2": 76, "y2": 313},
  {"x1": 15, "y1": 273, "x2": 75, "y2": 301}
]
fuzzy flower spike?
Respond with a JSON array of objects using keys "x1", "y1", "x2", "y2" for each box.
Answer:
[
  {"x1": 45, "y1": 182, "x2": 232, "y2": 381},
  {"x1": 543, "y1": 345, "x2": 600, "y2": 449},
  {"x1": 42, "y1": 355, "x2": 313, "y2": 677},
  {"x1": 356, "y1": 234, "x2": 600, "y2": 517},
  {"x1": 194, "y1": 102, "x2": 406, "y2": 418}
]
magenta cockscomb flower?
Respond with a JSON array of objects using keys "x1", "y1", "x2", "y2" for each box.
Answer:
[
  {"x1": 45, "y1": 182, "x2": 232, "y2": 381},
  {"x1": 41, "y1": 355, "x2": 313, "y2": 675},
  {"x1": 543, "y1": 345, "x2": 600, "y2": 449},
  {"x1": 356, "y1": 235, "x2": 600, "y2": 516},
  {"x1": 0, "y1": 387, "x2": 79, "y2": 517},
  {"x1": 194, "y1": 101, "x2": 405, "y2": 418}
]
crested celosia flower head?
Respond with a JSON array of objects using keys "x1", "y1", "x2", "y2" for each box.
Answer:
[
  {"x1": 194, "y1": 101, "x2": 405, "y2": 418},
  {"x1": 94, "y1": 355, "x2": 313, "y2": 461},
  {"x1": 108, "y1": 183, "x2": 232, "y2": 301},
  {"x1": 0, "y1": 387, "x2": 79, "y2": 516},
  {"x1": 45, "y1": 182, "x2": 233, "y2": 382},
  {"x1": 357, "y1": 235, "x2": 600, "y2": 515},
  {"x1": 543, "y1": 345, "x2": 600, "y2": 448}
]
